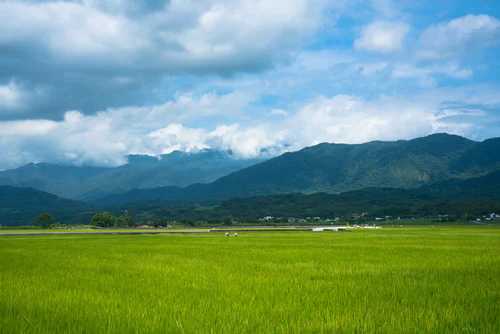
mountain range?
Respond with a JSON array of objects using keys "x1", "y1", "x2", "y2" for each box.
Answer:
[
  {"x1": 0, "y1": 150, "x2": 261, "y2": 200},
  {"x1": 2, "y1": 133, "x2": 500, "y2": 225},
  {"x1": 123, "y1": 170, "x2": 500, "y2": 222},
  {"x1": 99, "y1": 133, "x2": 500, "y2": 205},
  {"x1": 4, "y1": 168, "x2": 500, "y2": 226}
]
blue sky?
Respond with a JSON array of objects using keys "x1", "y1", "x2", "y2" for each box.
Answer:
[{"x1": 0, "y1": 0, "x2": 499, "y2": 169}]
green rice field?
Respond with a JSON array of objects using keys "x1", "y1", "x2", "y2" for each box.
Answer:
[{"x1": 1, "y1": 226, "x2": 499, "y2": 333}]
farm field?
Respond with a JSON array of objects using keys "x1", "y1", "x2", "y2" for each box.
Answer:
[
  {"x1": 0, "y1": 228, "x2": 209, "y2": 235},
  {"x1": 1, "y1": 227, "x2": 500, "y2": 333}
]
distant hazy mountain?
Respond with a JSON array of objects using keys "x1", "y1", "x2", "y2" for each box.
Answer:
[
  {"x1": 0, "y1": 150, "x2": 262, "y2": 199},
  {"x1": 99, "y1": 134, "x2": 500, "y2": 205},
  {"x1": 0, "y1": 186, "x2": 91, "y2": 226},
  {"x1": 0, "y1": 164, "x2": 108, "y2": 200}
]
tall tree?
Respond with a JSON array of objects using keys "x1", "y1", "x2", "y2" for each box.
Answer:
[
  {"x1": 34, "y1": 213, "x2": 55, "y2": 228},
  {"x1": 90, "y1": 212, "x2": 116, "y2": 228}
]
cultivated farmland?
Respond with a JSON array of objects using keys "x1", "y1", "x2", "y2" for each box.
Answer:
[{"x1": 1, "y1": 227, "x2": 499, "y2": 333}]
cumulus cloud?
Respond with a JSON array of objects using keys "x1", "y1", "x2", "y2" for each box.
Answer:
[
  {"x1": 0, "y1": 2, "x2": 143, "y2": 62},
  {"x1": 283, "y1": 95, "x2": 475, "y2": 146},
  {"x1": 0, "y1": 0, "x2": 324, "y2": 70},
  {"x1": 0, "y1": 0, "x2": 329, "y2": 119},
  {"x1": 354, "y1": 21, "x2": 409, "y2": 53},
  {"x1": 0, "y1": 91, "x2": 281, "y2": 169},
  {"x1": 207, "y1": 124, "x2": 286, "y2": 157},
  {"x1": 0, "y1": 80, "x2": 48, "y2": 116},
  {"x1": 0, "y1": 81, "x2": 26, "y2": 112},
  {"x1": 0, "y1": 90, "x2": 492, "y2": 170},
  {"x1": 419, "y1": 14, "x2": 500, "y2": 59}
]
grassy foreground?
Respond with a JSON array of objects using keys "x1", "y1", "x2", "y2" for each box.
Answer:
[{"x1": 1, "y1": 227, "x2": 499, "y2": 333}]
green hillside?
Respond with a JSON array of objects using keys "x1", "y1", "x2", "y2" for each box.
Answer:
[
  {"x1": 101, "y1": 133, "x2": 500, "y2": 204},
  {"x1": 0, "y1": 186, "x2": 91, "y2": 225},
  {"x1": 114, "y1": 170, "x2": 500, "y2": 222}
]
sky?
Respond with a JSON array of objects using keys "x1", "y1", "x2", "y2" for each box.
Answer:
[{"x1": 0, "y1": 0, "x2": 499, "y2": 169}]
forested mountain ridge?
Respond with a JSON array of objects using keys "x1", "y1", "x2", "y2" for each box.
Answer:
[
  {"x1": 0, "y1": 186, "x2": 91, "y2": 225},
  {"x1": 114, "y1": 170, "x2": 500, "y2": 222},
  {"x1": 99, "y1": 133, "x2": 500, "y2": 204},
  {"x1": 3, "y1": 169, "x2": 500, "y2": 225}
]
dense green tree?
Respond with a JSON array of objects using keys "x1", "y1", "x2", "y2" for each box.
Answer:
[
  {"x1": 116, "y1": 213, "x2": 135, "y2": 227},
  {"x1": 34, "y1": 213, "x2": 55, "y2": 228},
  {"x1": 90, "y1": 212, "x2": 116, "y2": 228}
]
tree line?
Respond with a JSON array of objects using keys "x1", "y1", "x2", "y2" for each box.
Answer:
[{"x1": 33, "y1": 211, "x2": 135, "y2": 228}]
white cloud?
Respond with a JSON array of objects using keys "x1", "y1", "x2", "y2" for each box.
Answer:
[
  {"x1": 0, "y1": 2, "x2": 141, "y2": 62},
  {"x1": 0, "y1": 91, "x2": 271, "y2": 168},
  {"x1": 207, "y1": 124, "x2": 285, "y2": 157},
  {"x1": 0, "y1": 80, "x2": 47, "y2": 114},
  {"x1": 270, "y1": 109, "x2": 289, "y2": 117},
  {"x1": 0, "y1": 0, "x2": 332, "y2": 119},
  {"x1": 148, "y1": 124, "x2": 209, "y2": 154},
  {"x1": 0, "y1": 119, "x2": 56, "y2": 136},
  {"x1": 284, "y1": 95, "x2": 440, "y2": 145},
  {"x1": 1, "y1": 89, "x2": 492, "y2": 170},
  {"x1": 354, "y1": 21, "x2": 409, "y2": 53},
  {"x1": 0, "y1": 81, "x2": 25, "y2": 112},
  {"x1": 0, "y1": 0, "x2": 327, "y2": 73},
  {"x1": 419, "y1": 14, "x2": 500, "y2": 59}
]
